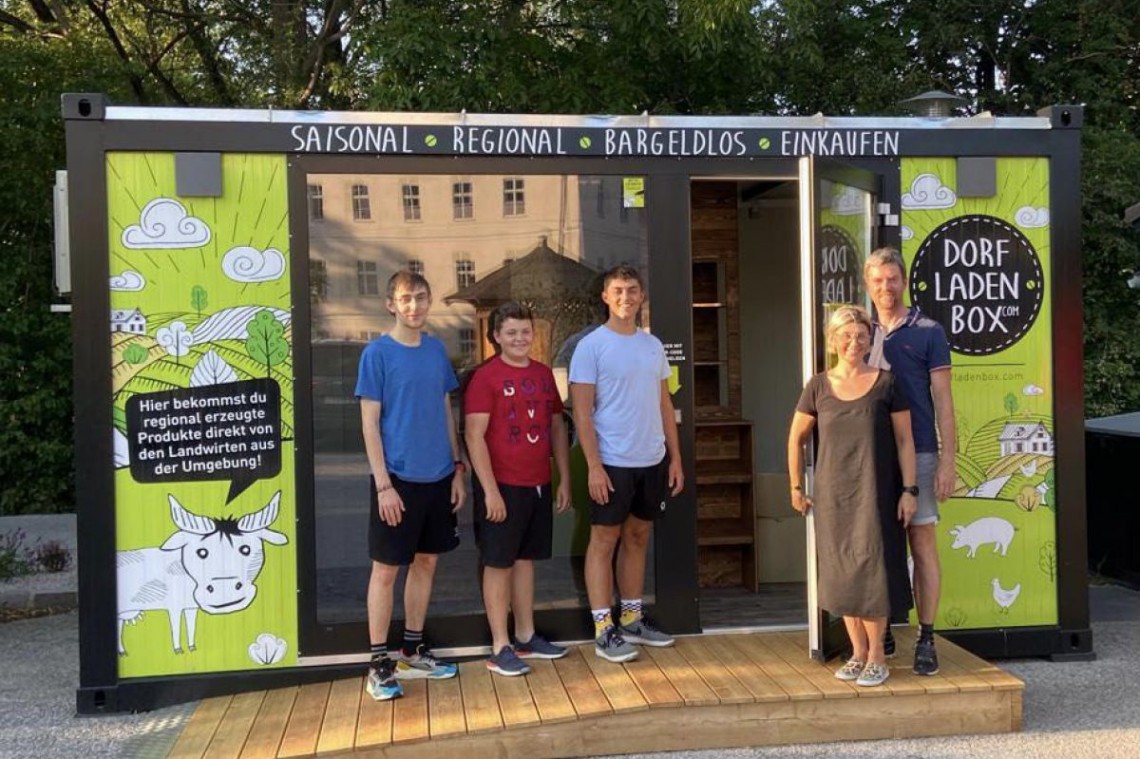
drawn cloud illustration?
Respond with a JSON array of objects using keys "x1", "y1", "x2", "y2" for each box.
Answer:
[
  {"x1": 1023, "y1": 383, "x2": 1045, "y2": 396},
  {"x1": 832, "y1": 185, "x2": 866, "y2": 216},
  {"x1": 223, "y1": 246, "x2": 286, "y2": 283},
  {"x1": 249, "y1": 633, "x2": 288, "y2": 665},
  {"x1": 900, "y1": 225, "x2": 914, "y2": 241},
  {"x1": 110, "y1": 270, "x2": 146, "y2": 291},
  {"x1": 121, "y1": 198, "x2": 211, "y2": 249},
  {"x1": 1015, "y1": 206, "x2": 1050, "y2": 228},
  {"x1": 901, "y1": 174, "x2": 957, "y2": 210}
]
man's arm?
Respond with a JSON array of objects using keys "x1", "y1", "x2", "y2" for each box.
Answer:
[
  {"x1": 444, "y1": 394, "x2": 466, "y2": 510},
  {"x1": 570, "y1": 382, "x2": 612, "y2": 504},
  {"x1": 931, "y1": 368, "x2": 956, "y2": 501},
  {"x1": 551, "y1": 413, "x2": 572, "y2": 513},
  {"x1": 464, "y1": 412, "x2": 506, "y2": 522},
  {"x1": 659, "y1": 379, "x2": 684, "y2": 496},
  {"x1": 361, "y1": 399, "x2": 404, "y2": 526}
]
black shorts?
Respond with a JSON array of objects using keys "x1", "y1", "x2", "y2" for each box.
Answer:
[
  {"x1": 473, "y1": 480, "x2": 553, "y2": 568},
  {"x1": 589, "y1": 457, "x2": 669, "y2": 526},
  {"x1": 368, "y1": 473, "x2": 459, "y2": 566}
]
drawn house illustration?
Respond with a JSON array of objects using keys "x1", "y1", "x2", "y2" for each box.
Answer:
[
  {"x1": 999, "y1": 422, "x2": 1054, "y2": 456},
  {"x1": 110, "y1": 308, "x2": 147, "y2": 335}
]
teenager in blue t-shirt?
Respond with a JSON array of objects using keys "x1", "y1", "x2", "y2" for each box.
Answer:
[{"x1": 355, "y1": 271, "x2": 466, "y2": 701}]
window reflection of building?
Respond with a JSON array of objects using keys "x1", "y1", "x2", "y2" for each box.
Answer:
[
  {"x1": 308, "y1": 174, "x2": 644, "y2": 365},
  {"x1": 308, "y1": 184, "x2": 324, "y2": 220},
  {"x1": 452, "y1": 180, "x2": 474, "y2": 220}
]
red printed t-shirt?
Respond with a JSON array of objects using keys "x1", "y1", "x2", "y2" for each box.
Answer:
[{"x1": 464, "y1": 356, "x2": 563, "y2": 487}]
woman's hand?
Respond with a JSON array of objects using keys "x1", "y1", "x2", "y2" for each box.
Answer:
[
  {"x1": 791, "y1": 489, "x2": 813, "y2": 515},
  {"x1": 897, "y1": 492, "x2": 917, "y2": 528}
]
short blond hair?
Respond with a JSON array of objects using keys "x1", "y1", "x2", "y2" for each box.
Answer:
[
  {"x1": 825, "y1": 305, "x2": 873, "y2": 352},
  {"x1": 863, "y1": 247, "x2": 907, "y2": 279}
]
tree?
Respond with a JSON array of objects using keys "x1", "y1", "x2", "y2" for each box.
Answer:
[
  {"x1": 1004, "y1": 392, "x2": 1019, "y2": 416},
  {"x1": 190, "y1": 285, "x2": 208, "y2": 320},
  {"x1": 156, "y1": 321, "x2": 192, "y2": 365},
  {"x1": 245, "y1": 310, "x2": 288, "y2": 378}
]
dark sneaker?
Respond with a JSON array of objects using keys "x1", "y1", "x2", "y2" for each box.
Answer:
[
  {"x1": 914, "y1": 638, "x2": 940, "y2": 676},
  {"x1": 595, "y1": 626, "x2": 639, "y2": 663},
  {"x1": 487, "y1": 646, "x2": 531, "y2": 677},
  {"x1": 396, "y1": 643, "x2": 458, "y2": 680},
  {"x1": 515, "y1": 633, "x2": 568, "y2": 660},
  {"x1": 366, "y1": 658, "x2": 403, "y2": 701},
  {"x1": 619, "y1": 616, "x2": 674, "y2": 647},
  {"x1": 884, "y1": 628, "x2": 896, "y2": 658},
  {"x1": 834, "y1": 658, "x2": 866, "y2": 682},
  {"x1": 856, "y1": 661, "x2": 890, "y2": 687}
]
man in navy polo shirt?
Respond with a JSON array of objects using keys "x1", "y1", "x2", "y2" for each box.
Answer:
[{"x1": 865, "y1": 247, "x2": 956, "y2": 677}]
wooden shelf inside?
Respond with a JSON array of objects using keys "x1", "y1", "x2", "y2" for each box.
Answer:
[
  {"x1": 695, "y1": 460, "x2": 753, "y2": 485},
  {"x1": 698, "y1": 518, "x2": 756, "y2": 546}
]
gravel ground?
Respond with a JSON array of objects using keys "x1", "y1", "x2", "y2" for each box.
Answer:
[{"x1": 0, "y1": 584, "x2": 1136, "y2": 759}]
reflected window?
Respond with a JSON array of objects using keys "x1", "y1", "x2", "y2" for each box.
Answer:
[
  {"x1": 310, "y1": 259, "x2": 327, "y2": 301},
  {"x1": 407, "y1": 258, "x2": 424, "y2": 275},
  {"x1": 503, "y1": 178, "x2": 525, "y2": 216},
  {"x1": 401, "y1": 183, "x2": 421, "y2": 221},
  {"x1": 456, "y1": 258, "x2": 475, "y2": 289},
  {"x1": 357, "y1": 260, "x2": 379, "y2": 296},
  {"x1": 352, "y1": 184, "x2": 371, "y2": 221},
  {"x1": 308, "y1": 184, "x2": 324, "y2": 220},
  {"x1": 453, "y1": 181, "x2": 473, "y2": 219},
  {"x1": 459, "y1": 327, "x2": 475, "y2": 360}
]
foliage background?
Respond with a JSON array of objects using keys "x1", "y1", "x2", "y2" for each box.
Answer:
[{"x1": 1, "y1": 0, "x2": 1137, "y2": 513}]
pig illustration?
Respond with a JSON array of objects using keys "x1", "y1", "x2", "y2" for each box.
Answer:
[{"x1": 948, "y1": 517, "x2": 1016, "y2": 558}]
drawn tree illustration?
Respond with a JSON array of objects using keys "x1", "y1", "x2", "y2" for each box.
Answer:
[
  {"x1": 1039, "y1": 541, "x2": 1057, "y2": 582},
  {"x1": 1004, "y1": 392, "x2": 1019, "y2": 416},
  {"x1": 944, "y1": 607, "x2": 968, "y2": 628},
  {"x1": 1042, "y1": 468, "x2": 1056, "y2": 508},
  {"x1": 122, "y1": 344, "x2": 148, "y2": 365},
  {"x1": 955, "y1": 413, "x2": 970, "y2": 453},
  {"x1": 246, "y1": 310, "x2": 288, "y2": 378},
  {"x1": 156, "y1": 321, "x2": 192, "y2": 366},
  {"x1": 190, "y1": 285, "x2": 208, "y2": 320},
  {"x1": 1015, "y1": 485, "x2": 1040, "y2": 511}
]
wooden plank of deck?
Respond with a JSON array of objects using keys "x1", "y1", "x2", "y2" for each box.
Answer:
[
  {"x1": 553, "y1": 647, "x2": 613, "y2": 718},
  {"x1": 888, "y1": 630, "x2": 963, "y2": 695},
  {"x1": 581, "y1": 645, "x2": 650, "y2": 713},
  {"x1": 354, "y1": 681, "x2": 394, "y2": 750},
  {"x1": 458, "y1": 661, "x2": 504, "y2": 734},
  {"x1": 492, "y1": 666, "x2": 542, "y2": 728},
  {"x1": 391, "y1": 680, "x2": 430, "y2": 743},
  {"x1": 702, "y1": 635, "x2": 789, "y2": 702},
  {"x1": 765, "y1": 633, "x2": 860, "y2": 699},
  {"x1": 238, "y1": 687, "x2": 297, "y2": 759},
  {"x1": 938, "y1": 637, "x2": 1024, "y2": 691},
  {"x1": 169, "y1": 696, "x2": 232, "y2": 759},
  {"x1": 427, "y1": 674, "x2": 467, "y2": 739},
  {"x1": 525, "y1": 660, "x2": 579, "y2": 723},
  {"x1": 673, "y1": 637, "x2": 754, "y2": 704},
  {"x1": 315, "y1": 677, "x2": 363, "y2": 754},
  {"x1": 277, "y1": 683, "x2": 330, "y2": 758},
  {"x1": 728, "y1": 634, "x2": 822, "y2": 701},
  {"x1": 623, "y1": 653, "x2": 684, "y2": 708},
  {"x1": 643, "y1": 644, "x2": 720, "y2": 706},
  {"x1": 202, "y1": 691, "x2": 264, "y2": 759}
]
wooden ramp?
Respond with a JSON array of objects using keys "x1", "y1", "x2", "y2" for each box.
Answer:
[{"x1": 166, "y1": 632, "x2": 1023, "y2": 759}]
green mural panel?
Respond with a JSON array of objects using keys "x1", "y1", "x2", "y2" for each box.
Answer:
[
  {"x1": 900, "y1": 157, "x2": 1058, "y2": 631},
  {"x1": 107, "y1": 152, "x2": 297, "y2": 678}
]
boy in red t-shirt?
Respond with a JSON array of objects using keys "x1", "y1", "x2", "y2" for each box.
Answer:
[{"x1": 464, "y1": 302, "x2": 572, "y2": 676}]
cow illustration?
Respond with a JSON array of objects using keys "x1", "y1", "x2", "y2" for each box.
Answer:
[{"x1": 116, "y1": 491, "x2": 288, "y2": 656}]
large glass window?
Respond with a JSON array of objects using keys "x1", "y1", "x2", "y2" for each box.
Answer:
[
  {"x1": 352, "y1": 184, "x2": 372, "y2": 221},
  {"x1": 401, "y1": 183, "x2": 421, "y2": 221},
  {"x1": 308, "y1": 183, "x2": 324, "y2": 220},
  {"x1": 503, "y1": 177, "x2": 525, "y2": 216},
  {"x1": 307, "y1": 173, "x2": 649, "y2": 625}
]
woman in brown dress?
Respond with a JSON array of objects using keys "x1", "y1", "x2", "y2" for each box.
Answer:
[{"x1": 787, "y1": 305, "x2": 916, "y2": 687}]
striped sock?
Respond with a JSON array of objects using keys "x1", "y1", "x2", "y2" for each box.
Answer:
[
  {"x1": 619, "y1": 598, "x2": 642, "y2": 627},
  {"x1": 403, "y1": 628, "x2": 424, "y2": 656},
  {"x1": 592, "y1": 609, "x2": 614, "y2": 638},
  {"x1": 369, "y1": 643, "x2": 387, "y2": 665}
]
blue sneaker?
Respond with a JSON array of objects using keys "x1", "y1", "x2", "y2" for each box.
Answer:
[
  {"x1": 487, "y1": 646, "x2": 531, "y2": 677},
  {"x1": 514, "y1": 633, "x2": 568, "y2": 660},
  {"x1": 366, "y1": 658, "x2": 403, "y2": 701},
  {"x1": 395, "y1": 643, "x2": 458, "y2": 680}
]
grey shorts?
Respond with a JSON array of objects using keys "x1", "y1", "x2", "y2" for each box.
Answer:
[{"x1": 912, "y1": 452, "x2": 940, "y2": 526}]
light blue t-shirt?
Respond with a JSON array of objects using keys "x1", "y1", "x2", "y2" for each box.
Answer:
[
  {"x1": 355, "y1": 334, "x2": 458, "y2": 482},
  {"x1": 568, "y1": 326, "x2": 670, "y2": 468}
]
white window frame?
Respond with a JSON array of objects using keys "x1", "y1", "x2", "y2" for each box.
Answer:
[{"x1": 352, "y1": 184, "x2": 372, "y2": 221}]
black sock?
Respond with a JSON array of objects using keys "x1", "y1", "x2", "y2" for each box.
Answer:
[
  {"x1": 403, "y1": 628, "x2": 424, "y2": 656},
  {"x1": 919, "y1": 623, "x2": 935, "y2": 643},
  {"x1": 370, "y1": 643, "x2": 387, "y2": 665}
]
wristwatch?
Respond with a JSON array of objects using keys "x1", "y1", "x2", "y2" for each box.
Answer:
[{"x1": 902, "y1": 485, "x2": 920, "y2": 496}]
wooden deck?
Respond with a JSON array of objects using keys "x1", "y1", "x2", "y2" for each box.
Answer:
[{"x1": 166, "y1": 631, "x2": 1023, "y2": 759}]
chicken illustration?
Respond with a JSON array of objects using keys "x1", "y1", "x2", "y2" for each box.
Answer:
[
  {"x1": 991, "y1": 578, "x2": 1021, "y2": 614},
  {"x1": 1019, "y1": 460, "x2": 1038, "y2": 477}
]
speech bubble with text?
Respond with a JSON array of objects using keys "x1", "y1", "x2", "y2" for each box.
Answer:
[{"x1": 126, "y1": 379, "x2": 282, "y2": 503}]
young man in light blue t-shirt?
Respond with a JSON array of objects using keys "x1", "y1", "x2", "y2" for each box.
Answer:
[
  {"x1": 355, "y1": 271, "x2": 467, "y2": 700},
  {"x1": 569, "y1": 265, "x2": 685, "y2": 663}
]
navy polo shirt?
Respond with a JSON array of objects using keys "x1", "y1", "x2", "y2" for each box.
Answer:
[{"x1": 869, "y1": 308, "x2": 951, "y2": 454}]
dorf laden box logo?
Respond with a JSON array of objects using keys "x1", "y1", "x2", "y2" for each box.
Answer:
[{"x1": 910, "y1": 214, "x2": 1043, "y2": 356}]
